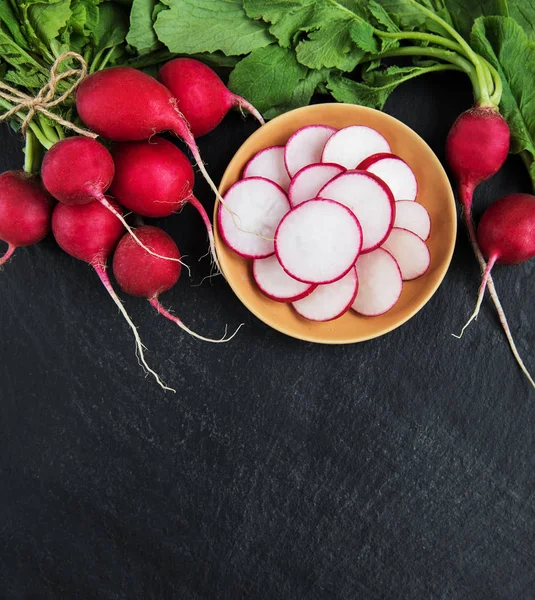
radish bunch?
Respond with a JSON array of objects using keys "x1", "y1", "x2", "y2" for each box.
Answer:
[{"x1": 219, "y1": 124, "x2": 431, "y2": 322}]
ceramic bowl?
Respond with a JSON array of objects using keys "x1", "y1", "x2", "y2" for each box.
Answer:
[{"x1": 213, "y1": 103, "x2": 456, "y2": 344}]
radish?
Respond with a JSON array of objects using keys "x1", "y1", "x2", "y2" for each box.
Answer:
[
  {"x1": 253, "y1": 255, "x2": 315, "y2": 302},
  {"x1": 321, "y1": 126, "x2": 391, "y2": 170},
  {"x1": 218, "y1": 177, "x2": 289, "y2": 259},
  {"x1": 292, "y1": 268, "x2": 358, "y2": 322},
  {"x1": 275, "y1": 199, "x2": 362, "y2": 284},
  {"x1": 41, "y1": 137, "x2": 185, "y2": 268},
  {"x1": 352, "y1": 249, "x2": 403, "y2": 316},
  {"x1": 75, "y1": 67, "x2": 226, "y2": 206},
  {"x1": 284, "y1": 125, "x2": 337, "y2": 178},
  {"x1": 158, "y1": 58, "x2": 264, "y2": 138},
  {"x1": 382, "y1": 228, "x2": 430, "y2": 281},
  {"x1": 394, "y1": 201, "x2": 431, "y2": 241},
  {"x1": 0, "y1": 171, "x2": 55, "y2": 266},
  {"x1": 357, "y1": 153, "x2": 418, "y2": 202},
  {"x1": 52, "y1": 201, "x2": 172, "y2": 391},
  {"x1": 288, "y1": 163, "x2": 345, "y2": 207},
  {"x1": 110, "y1": 137, "x2": 219, "y2": 270},
  {"x1": 243, "y1": 146, "x2": 291, "y2": 191},
  {"x1": 319, "y1": 171, "x2": 395, "y2": 252},
  {"x1": 112, "y1": 226, "x2": 239, "y2": 343}
]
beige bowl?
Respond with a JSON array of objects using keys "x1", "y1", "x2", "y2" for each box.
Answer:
[{"x1": 214, "y1": 103, "x2": 456, "y2": 344}]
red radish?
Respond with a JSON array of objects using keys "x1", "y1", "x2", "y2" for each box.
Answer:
[
  {"x1": 394, "y1": 201, "x2": 431, "y2": 241},
  {"x1": 292, "y1": 268, "x2": 358, "y2": 322},
  {"x1": 458, "y1": 195, "x2": 535, "y2": 387},
  {"x1": 446, "y1": 107, "x2": 534, "y2": 383},
  {"x1": 218, "y1": 177, "x2": 289, "y2": 258},
  {"x1": 0, "y1": 171, "x2": 55, "y2": 266},
  {"x1": 319, "y1": 171, "x2": 395, "y2": 252},
  {"x1": 352, "y1": 249, "x2": 402, "y2": 316},
  {"x1": 275, "y1": 199, "x2": 362, "y2": 284},
  {"x1": 158, "y1": 58, "x2": 264, "y2": 138},
  {"x1": 75, "y1": 67, "x2": 225, "y2": 206},
  {"x1": 243, "y1": 146, "x2": 290, "y2": 191},
  {"x1": 321, "y1": 126, "x2": 391, "y2": 169},
  {"x1": 288, "y1": 163, "x2": 345, "y2": 207},
  {"x1": 41, "y1": 137, "x2": 185, "y2": 268},
  {"x1": 357, "y1": 153, "x2": 418, "y2": 202},
  {"x1": 284, "y1": 125, "x2": 337, "y2": 177},
  {"x1": 52, "y1": 201, "x2": 172, "y2": 391},
  {"x1": 113, "y1": 226, "x2": 238, "y2": 343},
  {"x1": 253, "y1": 255, "x2": 315, "y2": 302},
  {"x1": 110, "y1": 137, "x2": 219, "y2": 270},
  {"x1": 382, "y1": 228, "x2": 430, "y2": 281}
]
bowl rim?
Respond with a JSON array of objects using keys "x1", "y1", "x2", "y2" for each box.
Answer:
[{"x1": 213, "y1": 103, "x2": 457, "y2": 344}]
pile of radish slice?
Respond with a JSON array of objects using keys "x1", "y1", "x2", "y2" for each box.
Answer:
[{"x1": 218, "y1": 124, "x2": 431, "y2": 322}]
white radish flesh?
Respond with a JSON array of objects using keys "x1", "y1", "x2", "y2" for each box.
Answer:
[
  {"x1": 253, "y1": 255, "x2": 315, "y2": 302},
  {"x1": 275, "y1": 199, "x2": 362, "y2": 284},
  {"x1": 319, "y1": 171, "x2": 395, "y2": 252},
  {"x1": 394, "y1": 201, "x2": 431, "y2": 240},
  {"x1": 321, "y1": 126, "x2": 391, "y2": 169},
  {"x1": 288, "y1": 163, "x2": 345, "y2": 207},
  {"x1": 358, "y1": 153, "x2": 418, "y2": 202},
  {"x1": 218, "y1": 177, "x2": 290, "y2": 259},
  {"x1": 293, "y1": 268, "x2": 358, "y2": 322},
  {"x1": 285, "y1": 125, "x2": 337, "y2": 177},
  {"x1": 243, "y1": 146, "x2": 290, "y2": 191},
  {"x1": 352, "y1": 249, "x2": 403, "y2": 316},
  {"x1": 382, "y1": 228, "x2": 430, "y2": 281}
]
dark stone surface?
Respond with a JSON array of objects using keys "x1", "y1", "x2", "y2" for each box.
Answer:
[{"x1": 1, "y1": 72, "x2": 534, "y2": 599}]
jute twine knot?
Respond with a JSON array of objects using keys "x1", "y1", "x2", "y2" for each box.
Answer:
[{"x1": 0, "y1": 51, "x2": 97, "y2": 139}]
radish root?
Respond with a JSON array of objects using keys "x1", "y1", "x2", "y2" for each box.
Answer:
[
  {"x1": 232, "y1": 95, "x2": 265, "y2": 127},
  {"x1": 149, "y1": 297, "x2": 243, "y2": 343},
  {"x1": 0, "y1": 243, "x2": 16, "y2": 266},
  {"x1": 93, "y1": 263, "x2": 175, "y2": 392},
  {"x1": 187, "y1": 194, "x2": 222, "y2": 274}
]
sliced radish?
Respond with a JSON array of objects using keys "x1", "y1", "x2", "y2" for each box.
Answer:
[
  {"x1": 253, "y1": 255, "x2": 315, "y2": 302},
  {"x1": 288, "y1": 163, "x2": 345, "y2": 207},
  {"x1": 293, "y1": 268, "x2": 358, "y2": 322},
  {"x1": 394, "y1": 201, "x2": 431, "y2": 240},
  {"x1": 285, "y1": 125, "x2": 337, "y2": 177},
  {"x1": 321, "y1": 126, "x2": 391, "y2": 170},
  {"x1": 358, "y1": 153, "x2": 418, "y2": 202},
  {"x1": 243, "y1": 146, "x2": 290, "y2": 191},
  {"x1": 319, "y1": 171, "x2": 395, "y2": 253},
  {"x1": 275, "y1": 199, "x2": 362, "y2": 284},
  {"x1": 382, "y1": 228, "x2": 430, "y2": 281},
  {"x1": 352, "y1": 249, "x2": 402, "y2": 316},
  {"x1": 218, "y1": 177, "x2": 290, "y2": 259}
]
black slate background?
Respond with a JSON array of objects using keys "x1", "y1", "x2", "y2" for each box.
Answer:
[{"x1": 1, "y1": 72, "x2": 534, "y2": 600}]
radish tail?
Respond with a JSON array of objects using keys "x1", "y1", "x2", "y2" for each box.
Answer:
[
  {"x1": 455, "y1": 255, "x2": 497, "y2": 338},
  {"x1": 458, "y1": 185, "x2": 535, "y2": 389},
  {"x1": 0, "y1": 243, "x2": 16, "y2": 267},
  {"x1": 231, "y1": 95, "x2": 265, "y2": 127},
  {"x1": 188, "y1": 195, "x2": 222, "y2": 274},
  {"x1": 97, "y1": 194, "x2": 190, "y2": 274},
  {"x1": 93, "y1": 263, "x2": 175, "y2": 392},
  {"x1": 149, "y1": 297, "x2": 242, "y2": 343}
]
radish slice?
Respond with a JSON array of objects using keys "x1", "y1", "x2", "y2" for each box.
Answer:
[
  {"x1": 285, "y1": 125, "x2": 337, "y2": 177},
  {"x1": 293, "y1": 268, "x2": 358, "y2": 322},
  {"x1": 218, "y1": 177, "x2": 290, "y2": 259},
  {"x1": 243, "y1": 146, "x2": 290, "y2": 191},
  {"x1": 358, "y1": 153, "x2": 418, "y2": 202},
  {"x1": 319, "y1": 171, "x2": 395, "y2": 253},
  {"x1": 382, "y1": 227, "x2": 430, "y2": 281},
  {"x1": 253, "y1": 255, "x2": 315, "y2": 302},
  {"x1": 288, "y1": 163, "x2": 345, "y2": 207},
  {"x1": 394, "y1": 201, "x2": 431, "y2": 240},
  {"x1": 352, "y1": 249, "x2": 403, "y2": 316},
  {"x1": 275, "y1": 199, "x2": 362, "y2": 284},
  {"x1": 321, "y1": 126, "x2": 391, "y2": 169}
]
